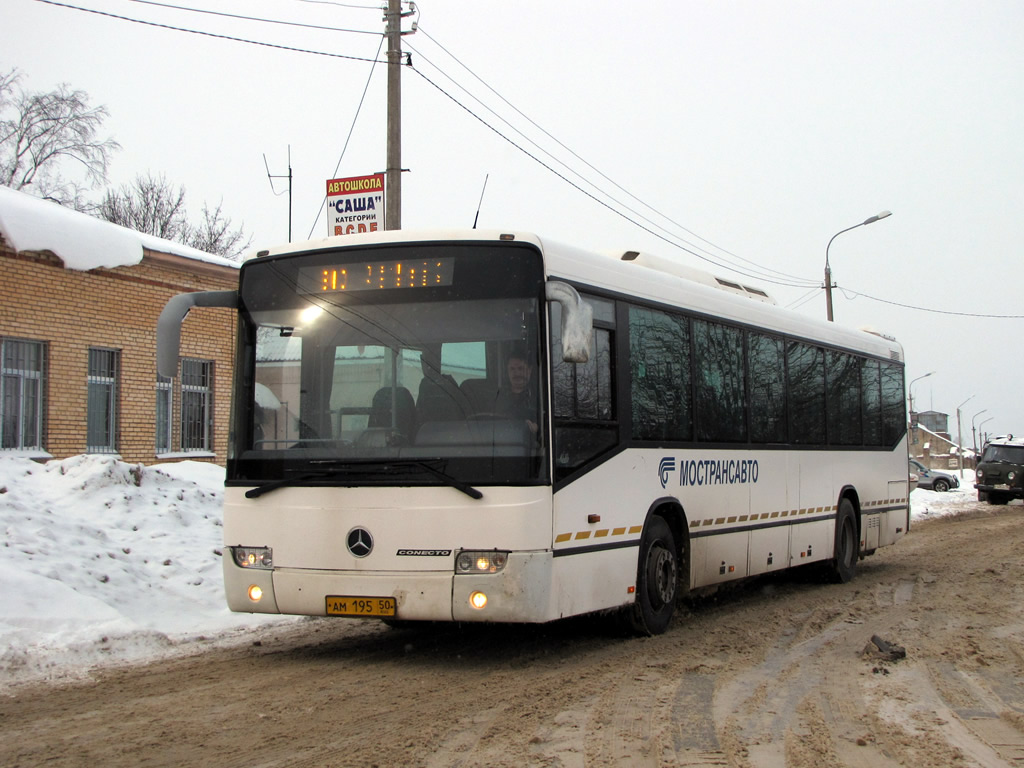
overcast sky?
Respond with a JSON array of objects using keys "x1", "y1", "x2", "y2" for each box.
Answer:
[{"x1": 7, "y1": 0, "x2": 1024, "y2": 442}]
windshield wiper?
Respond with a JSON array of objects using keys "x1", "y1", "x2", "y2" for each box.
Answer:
[
  {"x1": 401, "y1": 460, "x2": 484, "y2": 500},
  {"x1": 244, "y1": 460, "x2": 483, "y2": 500},
  {"x1": 244, "y1": 469, "x2": 340, "y2": 498}
]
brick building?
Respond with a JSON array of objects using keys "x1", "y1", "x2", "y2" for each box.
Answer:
[{"x1": 0, "y1": 186, "x2": 239, "y2": 466}]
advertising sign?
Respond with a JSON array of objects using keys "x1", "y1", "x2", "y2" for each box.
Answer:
[{"x1": 326, "y1": 173, "x2": 385, "y2": 236}]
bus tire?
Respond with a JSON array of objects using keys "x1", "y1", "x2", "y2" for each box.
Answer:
[
  {"x1": 630, "y1": 516, "x2": 678, "y2": 636},
  {"x1": 831, "y1": 498, "x2": 858, "y2": 583}
]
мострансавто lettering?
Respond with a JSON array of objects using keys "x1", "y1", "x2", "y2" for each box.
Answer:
[{"x1": 677, "y1": 458, "x2": 759, "y2": 486}]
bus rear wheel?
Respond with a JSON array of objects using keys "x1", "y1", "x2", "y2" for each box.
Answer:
[
  {"x1": 830, "y1": 498, "x2": 858, "y2": 583},
  {"x1": 630, "y1": 516, "x2": 678, "y2": 636}
]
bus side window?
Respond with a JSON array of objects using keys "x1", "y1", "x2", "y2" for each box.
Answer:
[{"x1": 551, "y1": 297, "x2": 617, "y2": 481}]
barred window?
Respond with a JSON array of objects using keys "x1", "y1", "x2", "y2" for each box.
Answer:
[
  {"x1": 156, "y1": 375, "x2": 172, "y2": 453},
  {"x1": 1, "y1": 338, "x2": 46, "y2": 450},
  {"x1": 87, "y1": 348, "x2": 120, "y2": 453},
  {"x1": 181, "y1": 359, "x2": 214, "y2": 452}
]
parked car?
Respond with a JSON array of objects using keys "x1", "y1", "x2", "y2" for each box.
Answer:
[
  {"x1": 909, "y1": 458, "x2": 959, "y2": 492},
  {"x1": 975, "y1": 435, "x2": 1024, "y2": 505}
]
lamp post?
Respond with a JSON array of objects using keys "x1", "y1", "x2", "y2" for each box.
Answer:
[
  {"x1": 956, "y1": 395, "x2": 975, "y2": 479},
  {"x1": 976, "y1": 416, "x2": 993, "y2": 459},
  {"x1": 908, "y1": 371, "x2": 935, "y2": 422},
  {"x1": 825, "y1": 210, "x2": 892, "y2": 322},
  {"x1": 971, "y1": 409, "x2": 988, "y2": 458}
]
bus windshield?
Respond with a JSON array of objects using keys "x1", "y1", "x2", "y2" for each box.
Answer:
[{"x1": 228, "y1": 243, "x2": 548, "y2": 487}]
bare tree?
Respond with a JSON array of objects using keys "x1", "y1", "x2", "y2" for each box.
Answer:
[
  {"x1": 187, "y1": 200, "x2": 252, "y2": 260},
  {"x1": 100, "y1": 173, "x2": 252, "y2": 261},
  {"x1": 100, "y1": 172, "x2": 189, "y2": 241},
  {"x1": 0, "y1": 67, "x2": 120, "y2": 210}
]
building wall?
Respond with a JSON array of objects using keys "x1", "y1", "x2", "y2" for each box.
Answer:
[{"x1": 1, "y1": 240, "x2": 237, "y2": 465}]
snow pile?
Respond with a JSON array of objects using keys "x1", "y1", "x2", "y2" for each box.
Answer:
[
  {"x1": 910, "y1": 468, "x2": 979, "y2": 519},
  {"x1": 0, "y1": 455, "x2": 288, "y2": 688}
]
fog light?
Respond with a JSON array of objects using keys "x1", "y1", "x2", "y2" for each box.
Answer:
[
  {"x1": 248, "y1": 584, "x2": 263, "y2": 602},
  {"x1": 469, "y1": 591, "x2": 488, "y2": 610}
]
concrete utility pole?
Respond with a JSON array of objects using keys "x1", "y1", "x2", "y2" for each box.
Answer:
[{"x1": 385, "y1": 0, "x2": 403, "y2": 230}]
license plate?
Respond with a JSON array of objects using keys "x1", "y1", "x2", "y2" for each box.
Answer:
[
  {"x1": 995, "y1": 483, "x2": 1011, "y2": 490},
  {"x1": 326, "y1": 596, "x2": 396, "y2": 617}
]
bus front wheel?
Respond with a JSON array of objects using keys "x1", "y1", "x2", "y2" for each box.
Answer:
[
  {"x1": 831, "y1": 499, "x2": 858, "y2": 583},
  {"x1": 630, "y1": 516, "x2": 678, "y2": 636}
]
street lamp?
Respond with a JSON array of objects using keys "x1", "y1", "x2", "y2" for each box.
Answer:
[
  {"x1": 825, "y1": 210, "x2": 892, "y2": 322},
  {"x1": 908, "y1": 371, "x2": 935, "y2": 420},
  {"x1": 971, "y1": 408, "x2": 988, "y2": 457},
  {"x1": 978, "y1": 417, "x2": 993, "y2": 454}
]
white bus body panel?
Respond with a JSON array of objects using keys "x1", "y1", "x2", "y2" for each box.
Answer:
[{"x1": 552, "y1": 440, "x2": 909, "y2": 597}]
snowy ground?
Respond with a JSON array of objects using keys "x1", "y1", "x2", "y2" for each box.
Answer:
[
  {"x1": 0, "y1": 455, "x2": 982, "y2": 689},
  {"x1": 0, "y1": 455, "x2": 292, "y2": 689}
]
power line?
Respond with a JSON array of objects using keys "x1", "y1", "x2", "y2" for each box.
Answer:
[
  {"x1": 34, "y1": 0, "x2": 384, "y2": 62},
  {"x1": 409, "y1": 65, "x2": 814, "y2": 288},
  {"x1": 838, "y1": 287, "x2": 1024, "y2": 319},
  {"x1": 306, "y1": 34, "x2": 385, "y2": 239},
  {"x1": 125, "y1": 0, "x2": 380, "y2": 35},
  {"x1": 407, "y1": 29, "x2": 815, "y2": 288},
  {"x1": 292, "y1": 0, "x2": 381, "y2": 9},
  {"x1": 785, "y1": 285, "x2": 823, "y2": 311},
  {"x1": 36, "y1": 0, "x2": 814, "y2": 287},
  {"x1": 412, "y1": 28, "x2": 819, "y2": 289}
]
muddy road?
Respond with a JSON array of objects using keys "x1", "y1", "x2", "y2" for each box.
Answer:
[{"x1": 2, "y1": 502, "x2": 1023, "y2": 768}]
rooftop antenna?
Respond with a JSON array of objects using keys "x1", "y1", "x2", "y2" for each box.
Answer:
[
  {"x1": 472, "y1": 174, "x2": 489, "y2": 229},
  {"x1": 264, "y1": 146, "x2": 293, "y2": 242}
]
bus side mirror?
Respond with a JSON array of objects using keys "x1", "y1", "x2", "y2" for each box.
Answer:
[
  {"x1": 157, "y1": 290, "x2": 238, "y2": 378},
  {"x1": 545, "y1": 282, "x2": 593, "y2": 364}
]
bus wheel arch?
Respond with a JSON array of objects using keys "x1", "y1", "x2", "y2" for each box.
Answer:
[
  {"x1": 831, "y1": 492, "x2": 860, "y2": 583},
  {"x1": 629, "y1": 501, "x2": 688, "y2": 636}
]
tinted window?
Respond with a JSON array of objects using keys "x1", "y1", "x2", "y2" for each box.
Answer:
[
  {"x1": 880, "y1": 361, "x2": 905, "y2": 445},
  {"x1": 748, "y1": 333, "x2": 786, "y2": 443},
  {"x1": 827, "y1": 350, "x2": 862, "y2": 445},
  {"x1": 628, "y1": 306, "x2": 691, "y2": 441},
  {"x1": 861, "y1": 359, "x2": 882, "y2": 445},
  {"x1": 694, "y1": 320, "x2": 746, "y2": 442},
  {"x1": 788, "y1": 342, "x2": 825, "y2": 444}
]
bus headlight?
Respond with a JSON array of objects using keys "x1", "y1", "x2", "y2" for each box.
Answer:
[
  {"x1": 1008, "y1": 471, "x2": 1016, "y2": 482},
  {"x1": 455, "y1": 550, "x2": 508, "y2": 574},
  {"x1": 469, "y1": 591, "x2": 488, "y2": 610},
  {"x1": 234, "y1": 546, "x2": 273, "y2": 569}
]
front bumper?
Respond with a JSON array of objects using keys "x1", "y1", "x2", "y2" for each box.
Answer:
[
  {"x1": 974, "y1": 483, "x2": 1024, "y2": 499},
  {"x1": 223, "y1": 550, "x2": 555, "y2": 624}
]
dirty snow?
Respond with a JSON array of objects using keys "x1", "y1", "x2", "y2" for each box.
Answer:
[{"x1": 0, "y1": 453, "x2": 979, "y2": 688}]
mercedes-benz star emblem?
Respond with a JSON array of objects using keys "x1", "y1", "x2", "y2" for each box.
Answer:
[{"x1": 347, "y1": 527, "x2": 374, "y2": 558}]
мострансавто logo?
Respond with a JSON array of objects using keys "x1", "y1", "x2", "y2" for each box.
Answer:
[{"x1": 659, "y1": 456, "x2": 759, "y2": 489}]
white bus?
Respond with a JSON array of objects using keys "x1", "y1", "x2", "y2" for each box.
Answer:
[{"x1": 158, "y1": 230, "x2": 909, "y2": 635}]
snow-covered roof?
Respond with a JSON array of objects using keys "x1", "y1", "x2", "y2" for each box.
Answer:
[
  {"x1": 915, "y1": 422, "x2": 975, "y2": 458},
  {"x1": 0, "y1": 185, "x2": 239, "y2": 272}
]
